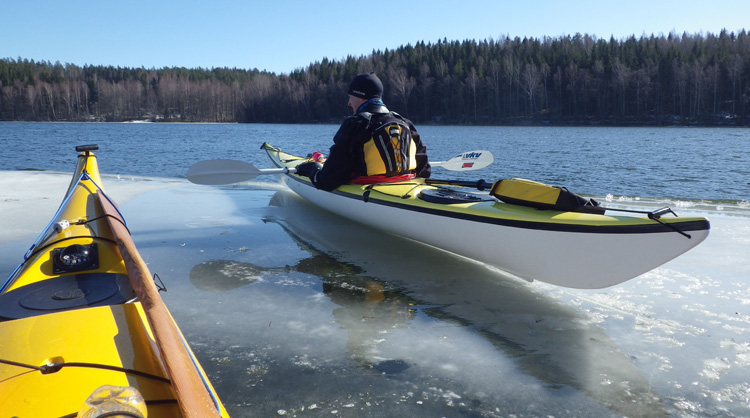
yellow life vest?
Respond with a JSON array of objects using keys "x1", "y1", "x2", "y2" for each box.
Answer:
[{"x1": 360, "y1": 113, "x2": 418, "y2": 177}]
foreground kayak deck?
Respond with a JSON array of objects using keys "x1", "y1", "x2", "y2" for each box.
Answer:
[
  {"x1": 262, "y1": 143, "x2": 710, "y2": 289},
  {"x1": 0, "y1": 146, "x2": 227, "y2": 417}
]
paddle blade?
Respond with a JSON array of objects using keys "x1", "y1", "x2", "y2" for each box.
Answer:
[
  {"x1": 432, "y1": 150, "x2": 494, "y2": 171},
  {"x1": 187, "y1": 159, "x2": 260, "y2": 185}
]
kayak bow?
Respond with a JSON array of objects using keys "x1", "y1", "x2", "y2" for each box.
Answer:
[
  {"x1": 261, "y1": 142, "x2": 710, "y2": 289},
  {"x1": 0, "y1": 145, "x2": 228, "y2": 417}
]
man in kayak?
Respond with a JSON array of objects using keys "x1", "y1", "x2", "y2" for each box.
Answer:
[{"x1": 295, "y1": 72, "x2": 431, "y2": 191}]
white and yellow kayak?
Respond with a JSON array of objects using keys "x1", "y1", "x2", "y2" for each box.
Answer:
[
  {"x1": 260, "y1": 143, "x2": 710, "y2": 289},
  {"x1": 0, "y1": 145, "x2": 228, "y2": 417}
]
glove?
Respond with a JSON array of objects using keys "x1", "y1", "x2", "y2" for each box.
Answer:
[{"x1": 295, "y1": 161, "x2": 323, "y2": 180}]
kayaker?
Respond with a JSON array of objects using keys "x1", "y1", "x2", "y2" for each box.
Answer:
[{"x1": 295, "y1": 72, "x2": 431, "y2": 191}]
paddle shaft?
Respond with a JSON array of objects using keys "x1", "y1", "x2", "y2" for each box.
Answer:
[
  {"x1": 187, "y1": 150, "x2": 492, "y2": 186},
  {"x1": 96, "y1": 193, "x2": 221, "y2": 418}
]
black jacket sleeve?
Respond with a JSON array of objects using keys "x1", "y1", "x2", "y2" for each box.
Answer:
[
  {"x1": 407, "y1": 119, "x2": 431, "y2": 178},
  {"x1": 312, "y1": 117, "x2": 364, "y2": 191}
]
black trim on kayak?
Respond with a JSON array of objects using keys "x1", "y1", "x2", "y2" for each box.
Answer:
[
  {"x1": 285, "y1": 175, "x2": 710, "y2": 236},
  {"x1": 0, "y1": 273, "x2": 137, "y2": 320},
  {"x1": 0, "y1": 357, "x2": 171, "y2": 383}
]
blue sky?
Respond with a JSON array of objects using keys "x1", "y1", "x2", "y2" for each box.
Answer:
[{"x1": 4, "y1": 0, "x2": 748, "y2": 75}]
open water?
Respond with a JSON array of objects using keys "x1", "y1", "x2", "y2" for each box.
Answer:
[
  {"x1": 1, "y1": 121, "x2": 748, "y2": 203},
  {"x1": 1, "y1": 122, "x2": 749, "y2": 417}
]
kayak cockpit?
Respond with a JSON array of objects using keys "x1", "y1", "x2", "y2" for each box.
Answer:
[{"x1": 0, "y1": 273, "x2": 136, "y2": 321}]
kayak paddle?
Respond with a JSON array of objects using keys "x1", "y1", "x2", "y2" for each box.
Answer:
[
  {"x1": 96, "y1": 192, "x2": 222, "y2": 417},
  {"x1": 187, "y1": 159, "x2": 295, "y2": 185},
  {"x1": 187, "y1": 150, "x2": 494, "y2": 185}
]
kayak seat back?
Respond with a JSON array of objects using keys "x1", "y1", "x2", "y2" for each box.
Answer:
[
  {"x1": 0, "y1": 273, "x2": 136, "y2": 321},
  {"x1": 490, "y1": 178, "x2": 605, "y2": 214}
]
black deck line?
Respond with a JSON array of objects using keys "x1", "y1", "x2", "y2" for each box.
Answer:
[{"x1": 278, "y1": 160, "x2": 711, "y2": 236}]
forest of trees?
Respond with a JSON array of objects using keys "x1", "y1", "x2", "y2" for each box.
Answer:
[{"x1": 2, "y1": 30, "x2": 749, "y2": 126}]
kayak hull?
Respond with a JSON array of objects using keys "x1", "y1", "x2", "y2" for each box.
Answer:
[
  {"x1": 263, "y1": 143, "x2": 710, "y2": 289},
  {"x1": 0, "y1": 304, "x2": 177, "y2": 416}
]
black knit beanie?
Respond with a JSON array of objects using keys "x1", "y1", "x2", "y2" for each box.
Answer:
[{"x1": 348, "y1": 73, "x2": 383, "y2": 100}]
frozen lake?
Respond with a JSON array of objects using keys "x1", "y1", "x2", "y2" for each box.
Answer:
[{"x1": 2, "y1": 170, "x2": 748, "y2": 417}]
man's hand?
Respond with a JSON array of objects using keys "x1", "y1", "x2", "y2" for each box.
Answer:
[{"x1": 295, "y1": 161, "x2": 323, "y2": 180}]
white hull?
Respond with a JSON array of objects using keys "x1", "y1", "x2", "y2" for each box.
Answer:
[{"x1": 282, "y1": 177, "x2": 710, "y2": 289}]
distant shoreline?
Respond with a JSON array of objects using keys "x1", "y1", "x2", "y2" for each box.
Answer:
[
  {"x1": 4, "y1": 32, "x2": 749, "y2": 126},
  {"x1": 1, "y1": 117, "x2": 746, "y2": 127}
]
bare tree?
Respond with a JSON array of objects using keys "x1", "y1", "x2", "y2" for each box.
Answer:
[
  {"x1": 418, "y1": 62, "x2": 433, "y2": 120},
  {"x1": 612, "y1": 58, "x2": 630, "y2": 116},
  {"x1": 540, "y1": 62, "x2": 550, "y2": 111},
  {"x1": 565, "y1": 62, "x2": 579, "y2": 116},
  {"x1": 386, "y1": 66, "x2": 415, "y2": 115},
  {"x1": 488, "y1": 60, "x2": 502, "y2": 119},
  {"x1": 520, "y1": 63, "x2": 541, "y2": 115},
  {"x1": 690, "y1": 59, "x2": 704, "y2": 117},
  {"x1": 26, "y1": 84, "x2": 38, "y2": 119},
  {"x1": 727, "y1": 54, "x2": 742, "y2": 115},
  {"x1": 466, "y1": 67, "x2": 478, "y2": 121},
  {"x1": 502, "y1": 52, "x2": 519, "y2": 116},
  {"x1": 673, "y1": 60, "x2": 689, "y2": 117}
]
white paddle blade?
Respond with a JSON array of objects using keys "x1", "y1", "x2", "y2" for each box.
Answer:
[
  {"x1": 187, "y1": 159, "x2": 261, "y2": 185},
  {"x1": 432, "y1": 150, "x2": 493, "y2": 171},
  {"x1": 187, "y1": 159, "x2": 292, "y2": 185}
]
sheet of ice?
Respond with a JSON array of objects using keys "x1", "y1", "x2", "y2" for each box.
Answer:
[
  {"x1": 0, "y1": 171, "x2": 175, "y2": 242},
  {"x1": 1, "y1": 172, "x2": 748, "y2": 417}
]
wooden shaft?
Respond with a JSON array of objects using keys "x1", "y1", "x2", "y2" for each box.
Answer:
[{"x1": 96, "y1": 192, "x2": 221, "y2": 417}]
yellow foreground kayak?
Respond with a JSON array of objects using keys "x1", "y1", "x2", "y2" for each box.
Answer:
[{"x1": 0, "y1": 145, "x2": 228, "y2": 417}]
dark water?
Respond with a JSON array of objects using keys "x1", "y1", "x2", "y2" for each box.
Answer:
[{"x1": 1, "y1": 121, "x2": 748, "y2": 202}]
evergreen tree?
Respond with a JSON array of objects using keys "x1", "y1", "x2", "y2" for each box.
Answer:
[{"x1": 1, "y1": 31, "x2": 748, "y2": 125}]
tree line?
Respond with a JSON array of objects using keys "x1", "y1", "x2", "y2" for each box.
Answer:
[{"x1": 2, "y1": 30, "x2": 749, "y2": 126}]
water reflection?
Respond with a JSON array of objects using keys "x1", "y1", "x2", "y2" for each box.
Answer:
[
  {"x1": 191, "y1": 236, "x2": 416, "y2": 372},
  {"x1": 190, "y1": 260, "x2": 263, "y2": 290},
  {"x1": 189, "y1": 190, "x2": 669, "y2": 417}
]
